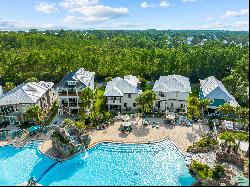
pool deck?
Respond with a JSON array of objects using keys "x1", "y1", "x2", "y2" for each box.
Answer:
[
  {"x1": 17, "y1": 182, "x2": 42, "y2": 186},
  {"x1": 38, "y1": 116, "x2": 209, "y2": 160},
  {"x1": 0, "y1": 129, "x2": 53, "y2": 148}
]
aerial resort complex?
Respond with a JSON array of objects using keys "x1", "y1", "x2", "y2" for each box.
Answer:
[{"x1": 0, "y1": 0, "x2": 249, "y2": 186}]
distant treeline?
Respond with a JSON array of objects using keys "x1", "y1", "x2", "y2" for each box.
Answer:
[{"x1": 0, "y1": 29, "x2": 249, "y2": 106}]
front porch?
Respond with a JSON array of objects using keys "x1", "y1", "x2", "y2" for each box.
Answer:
[{"x1": 107, "y1": 105, "x2": 121, "y2": 112}]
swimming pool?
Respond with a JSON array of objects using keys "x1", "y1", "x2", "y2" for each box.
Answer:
[
  {"x1": 0, "y1": 140, "x2": 195, "y2": 186},
  {"x1": 0, "y1": 141, "x2": 55, "y2": 186}
]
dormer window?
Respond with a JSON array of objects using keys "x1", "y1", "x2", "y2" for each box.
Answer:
[{"x1": 68, "y1": 81, "x2": 77, "y2": 86}]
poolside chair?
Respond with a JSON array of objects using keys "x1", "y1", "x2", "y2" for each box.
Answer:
[
  {"x1": 152, "y1": 122, "x2": 156, "y2": 128},
  {"x1": 11, "y1": 132, "x2": 16, "y2": 139},
  {"x1": 2, "y1": 132, "x2": 6, "y2": 140}
]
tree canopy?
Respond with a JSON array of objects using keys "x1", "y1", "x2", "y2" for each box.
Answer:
[{"x1": 0, "y1": 30, "x2": 248, "y2": 106}]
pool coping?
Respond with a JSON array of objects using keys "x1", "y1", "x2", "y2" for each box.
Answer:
[
  {"x1": 1, "y1": 136, "x2": 185, "y2": 162},
  {"x1": 37, "y1": 137, "x2": 185, "y2": 162}
]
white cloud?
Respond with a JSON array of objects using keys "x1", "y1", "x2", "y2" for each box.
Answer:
[
  {"x1": 99, "y1": 22, "x2": 146, "y2": 29},
  {"x1": 159, "y1": 1, "x2": 170, "y2": 8},
  {"x1": 63, "y1": 15, "x2": 110, "y2": 24},
  {"x1": 0, "y1": 17, "x2": 57, "y2": 30},
  {"x1": 0, "y1": 18, "x2": 14, "y2": 28},
  {"x1": 182, "y1": 0, "x2": 197, "y2": 2},
  {"x1": 221, "y1": 9, "x2": 249, "y2": 19},
  {"x1": 61, "y1": 0, "x2": 129, "y2": 24},
  {"x1": 205, "y1": 16, "x2": 214, "y2": 22},
  {"x1": 140, "y1": 1, "x2": 156, "y2": 8},
  {"x1": 60, "y1": 0, "x2": 99, "y2": 9},
  {"x1": 183, "y1": 20, "x2": 249, "y2": 31},
  {"x1": 71, "y1": 5, "x2": 128, "y2": 18},
  {"x1": 141, "y1": 2, "x2": 150, "y2": 8},
  {"x1": 118, "y1": 23, "x2": 145, "y2": 28},
  {"x1": 233, "y1": 21, "x2": 249, "y2": 29},
  {"x1": 35, "y1": 2, "x2": 58, "y2": 14}
]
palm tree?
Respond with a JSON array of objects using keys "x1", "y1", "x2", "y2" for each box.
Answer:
[
  {"x1": 79, "y1": 87, "x2": 95, "y2": 115},
  {"x1": 235, "y1": 107, "x2": 249, "y2": 131},
  {"x1": 136, "y1": 90, "x2": 156, "y2": 113},
  {"x1": 199, "y1": 99, "x2": 211, "y2": 116},
  {"x1": 217, "y1": 103, "x2": 234, "y2": 118},
  {"x1": 217, "y1": 103, "x2": 238, "y2": 128}
]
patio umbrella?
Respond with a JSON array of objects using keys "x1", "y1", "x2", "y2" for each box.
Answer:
[
  {"x1": 122, "y1": 122, "x2": 131, "y2": 127},
  {"x1": 122, "y1": 115, "x2": 130, "y2": 122},
  {"x1": 29, "y1": 126, "x2": 40, "y2": 133},
  {"x1": 166, "y1": 114, "x2": 175, "y2": 120}
]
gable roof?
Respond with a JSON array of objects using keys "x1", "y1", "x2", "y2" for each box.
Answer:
[
  {"x1": 200, "y1": 76, "x2": 237, "y2": 105},
  {"x1": 57, "y1": 68, "x2": 95, "y2": 89},
  {"x1": 104, "y1": 75, "x2": 141, "y2": 97},
  {"x1": 0, "y1": 81, "x2": 54, "y2": 106},
  {"x1": 153, "y1": 75, "x2": 191, "y2": 93}
]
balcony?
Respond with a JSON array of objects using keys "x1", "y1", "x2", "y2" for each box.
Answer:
[
  {"x1": 58, "y1": 92, "x2": 78, "y2": 96},
  {"x1": 156, "y1": 95, "x2": 169, "y2": 100},
  {"x1": 107, "y1": 100, "x2": 121, "y2": 105},
  {"x1": 69, "y1": 103, "x2": 78, "y2": 107}
]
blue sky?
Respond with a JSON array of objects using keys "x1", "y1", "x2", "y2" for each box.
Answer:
[{"x1": 0, "y1": 0, "x2": 249, "y2": 30}]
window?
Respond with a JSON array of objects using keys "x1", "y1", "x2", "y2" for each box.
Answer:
[
  {"x1": 67, "y1": 81, "x2": 77, "y2": 85},
  {"x1": 181, "y1": 104, "x2": 183, "y2": 108},
  {"x1": 133, "y1": 103, "x2": 136, "y2": 107},
  {"x1": 69, "y1": 98, "x2": 76, "y2": 102},
  {"x1": 124, "y1": 103, "x2": 127, "y2": 107},
  {"x1": 171, "y1": 103, "x2": 173, "y2": 107},
  {"x1": 128, "y1": 94, "x2": 131, "y2": 98}
]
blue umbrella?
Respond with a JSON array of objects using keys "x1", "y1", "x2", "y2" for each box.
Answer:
[{"x1": 29, "y1": 126, "x2": 40, "y2": 133}]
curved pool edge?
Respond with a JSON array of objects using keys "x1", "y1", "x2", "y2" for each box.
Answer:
[
  {"x1": 37, "y1": 136, "x2": 186, "y2": 162},
  {"x1": 1, "y1": 137, "x2": 195, "y2": 186},
  {"x1": 1, "y1": 136, "x2": 186, "y2": 162}
]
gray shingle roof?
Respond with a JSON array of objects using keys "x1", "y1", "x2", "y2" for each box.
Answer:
[
  {"x1": 153, "y1": 75, "x2": 191, "y2": 93},
  {"x1": 0, "y1": 81, "x2": 54, "y2": 106},
  {"x1": 104, "y1": 76, "x2": 141, "y2": 97}
]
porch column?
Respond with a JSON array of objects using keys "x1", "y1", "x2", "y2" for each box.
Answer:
[{"x1": 66, "y1": 88, "x2": 69, "y2": 108}]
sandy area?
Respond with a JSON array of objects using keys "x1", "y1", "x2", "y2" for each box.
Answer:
[{"x1": 39, "y1": 116, "x2": 209, "y2": 159}]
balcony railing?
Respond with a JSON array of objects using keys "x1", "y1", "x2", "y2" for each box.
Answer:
[
  {"x1": 58, "y1": 92, "x2": 78, "y2": 96},
  {"x1": 107, "y1": 100, "x2": 121, "y2": 105}
]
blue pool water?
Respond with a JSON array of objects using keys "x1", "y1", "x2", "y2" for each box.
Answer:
[
  {"x1": 0, "y1": 141, "x2": 55, "y2": 186},
  {"x1": 0, "y1": 140, "x2": 195, "y2": 186}
]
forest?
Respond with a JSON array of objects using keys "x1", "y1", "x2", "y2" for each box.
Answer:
[{"x1": 0, "y1": 29, "x2": 249, "y2": 106}]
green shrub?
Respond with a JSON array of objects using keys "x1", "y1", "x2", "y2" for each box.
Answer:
[
  {"x1": 190, "y1": 161, "x2": 225, "y2": 181},
  {"x1": 191, "y1": 160, "x2": 212, "y2": 180},
  {"x1": 195, "y1": 138, "x2": 218, "y2": 148},
  {"x1": 211, "y1": 165, "x2": 225, "y2": 180},
  {"x1": 51, "y1": 131, "x2": 69, "y2": 144},
  {"x1": 75, "y1": 121, "x2": 86, "y2": 130}
]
